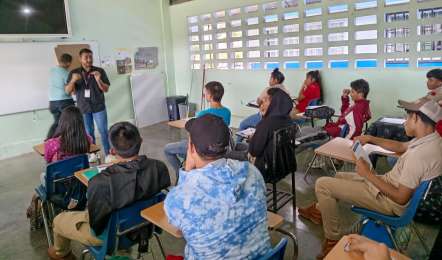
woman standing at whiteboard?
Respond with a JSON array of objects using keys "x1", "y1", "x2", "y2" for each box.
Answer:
[{"x1": 47, "y1": 53, "x2": 74, "y2": 139}]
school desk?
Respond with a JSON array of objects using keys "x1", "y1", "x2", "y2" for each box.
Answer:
[
  {"x1": 140, "y1": 201, "x2": 286, "y2": 239},
  {"x1": 325, "y1": 236, "x2": 410, "y2": 260},
  {"x1": 304, "y1": 137, "x2": 400, "y2": 179},
  {"x1": 167, "y1": 118, "x2": 192, "y2": 129},
  {"x1": 74, "y1": 164, "x2": 112, "y2": 186},
  {"x1": 33, "y1": 143, "x2": 100, "y2": 156}
]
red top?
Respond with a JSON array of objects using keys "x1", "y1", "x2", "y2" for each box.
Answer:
[{"x1": 296, "y1": 82, "x2": 321, "y2": 112}]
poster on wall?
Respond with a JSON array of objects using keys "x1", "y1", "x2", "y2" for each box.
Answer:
[
  {"x1": 134, "y1": 47, "x2": 158, "y2": 70},
  {"x1": 115, "y1": 49, "x2": 133, "y2": 74}
]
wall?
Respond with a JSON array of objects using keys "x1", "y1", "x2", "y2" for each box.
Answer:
[
  {"x1": 0, "y1": 0, "x2": 174, "y2": 159},
  {"x1": 168, "y1": 0, "x2": 432, "y2": 124}
]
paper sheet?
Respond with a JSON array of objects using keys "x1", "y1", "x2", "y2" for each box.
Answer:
[
  {"x1": 363, "y1": 144, "x2": 395, "y2": 155},
  {"x1": 379, "y1": 117, "x2": 406, "y2": 125},
  {"x1": 236, "y1": 128, "x2": 256, "y2": 138}
]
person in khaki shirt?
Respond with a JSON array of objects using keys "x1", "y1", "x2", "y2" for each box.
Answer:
[
  {"x1": 423, "y1": 69, "x2": 442, "y2": 105},
  {"x1": 298, "y1": 98, "x2": 442, "y2": 260}
]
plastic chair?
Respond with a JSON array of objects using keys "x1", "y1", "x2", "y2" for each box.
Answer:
[
  {"x1": 259, "y1": 238, "x2": 288, "y2": 260},
  {"x1": 81, "y1": 193, "x2": 167, "y2": 260},
  {"x1": 352, "y1": 180, "x2": 432, "y2": 253},
  {"x1": 35, "y1": 154, "x2": 89, "y2": 245}
]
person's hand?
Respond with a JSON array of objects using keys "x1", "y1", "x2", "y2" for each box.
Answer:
[
  {"x1": 354, "y1": 135, "x2": 372, "y2": 145},
  {"x1": 342, "y1": 88, "x2": 351, "y2": 97},
  {"x1": 91, "y1": 71, "x2": 101, "y2": 80},
  {"x1": 345, "y1": 234, "x2": 391, "y2": 260},
  {"x1": 184, "y1": 141, "x2": 196, "y2": 171},
  {"x1": 356, "y1": 159, "x2": 371, "y2": 178},
  {"x1": 71, "y1": 73, "x2": 81, "y2": 82}
]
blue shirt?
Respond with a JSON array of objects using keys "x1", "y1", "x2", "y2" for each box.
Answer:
[
  {"x1": 164, "y1": 159, "x2": 271, "y2": 260},
  {"x1": 49, "y1": 67, "x2": 71, "y2": 101},
  {"x1": 197, "y1": 107, "x2": 231, "y2": 126}
]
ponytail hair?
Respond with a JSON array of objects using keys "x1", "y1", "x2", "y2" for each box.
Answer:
[
  {"x1": 306, "y1": 70, "x2": 323, "y2": 104},
  {"x1": 271, "y1": 68, "x2": 285, "y2": 84}
]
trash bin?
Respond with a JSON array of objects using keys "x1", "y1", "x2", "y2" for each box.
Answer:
[{"x1": 166, "y1": 96, "x2": 187, "y2": 121}]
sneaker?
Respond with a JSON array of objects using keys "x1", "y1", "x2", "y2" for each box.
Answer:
[
  {"x1": 88, "y1": 153, "x2": 98, "y2": 163},
  {"x1": 105, "y1": 154, "x2": 117, "y2": 164},
  {"x1": 298, "y1": 204, "x2": 323, "y2": 225},
  {"x1": 47, "y1": 247, "x2": 75, "y2": 260}
]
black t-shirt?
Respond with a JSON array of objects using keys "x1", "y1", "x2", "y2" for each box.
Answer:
[{"x1": 67, "y1": 66, "x2": 110, "y2": 114}]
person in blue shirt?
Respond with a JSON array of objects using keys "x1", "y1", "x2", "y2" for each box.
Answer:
[
  {"x1": 163, "y1": 81, "x2": 231, "y2": 175},
  {"x1": 47, "y1": 53, "x2": 74, "y2": 139},
  {"x1": 164, "y1": 114, "x2": 271, "y2": 259}
]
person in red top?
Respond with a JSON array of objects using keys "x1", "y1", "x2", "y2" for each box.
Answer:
[
  {"x1": 325, "y1": 79, "x2": 371, "y2": 139},
  {"x1": 294, "y1": 70, "x2": 323, "y2": 114}
]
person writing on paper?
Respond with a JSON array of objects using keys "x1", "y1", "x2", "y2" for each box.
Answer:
[
  {"x1": 65, "y1": 48, "x2": 112, "y2": 160},
  {"x1": 47, "y1": 53, "x2": 74, "y2": 139},
  {"x1": 237, "y1": 68, "x2": 289, "y2": 141},
  {"x1": 298, "y1": 99, "x2": 442, "y2": 259},
  {"x1": 47, "y1": 122, "x2": 170, "y2": 260},
  {"x1": 164, "y1": 115, "x2": 271, "y2": 259}
]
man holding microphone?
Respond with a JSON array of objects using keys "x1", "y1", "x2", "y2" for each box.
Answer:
[{"x1": 65, "y1": 48, "x2": 111, "y2": 159}]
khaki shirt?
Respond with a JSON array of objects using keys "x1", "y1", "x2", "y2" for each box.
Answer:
[
  {"x1": 422, "y1": 86, "x2": 442, "y2": 105},
  {"x1": 383, "y1": 133, "x2": 442, "y2": 189},
  {"x1": 257, "y1": 84, "x2": 290, "y2": 103},
  {"x1": 366, "y1": 133, "x2": 442, "y2": 213}
]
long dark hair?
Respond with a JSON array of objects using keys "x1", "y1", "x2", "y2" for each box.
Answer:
[
  {"x1": 53, "y1": 106, "x2": 89, "y2": 156},
  {"x1": 271, "y1": 68, "x2": 285, "y2": 84},
  {"x1": 306, "y1": 70, "x2": 323, "y2": 104}
]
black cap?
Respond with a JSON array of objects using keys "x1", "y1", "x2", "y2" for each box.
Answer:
[{"x1": 185, "y1": 114, "x2": 230, "y2": 157}]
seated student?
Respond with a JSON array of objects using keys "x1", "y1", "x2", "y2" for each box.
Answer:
[
  {"x1": 248, "y1": 88, "x2": 294, "y2": 178},
  {"x1": 291, "y1": 70, "x2": 323, "y2": 118},
  {"x1": 164, "y1": 114, "x2": 272, "y2": 259},
  {"x1": 237, "y1": 68, "x2": 289, "y2": 138},
  {"x1": 27, "y1": 106, "x2": 93, "y2": 225},
  {"x1": 423, "y1": 68, "x2": 442, "y2": 105},
  {"x1": 298, "y1": 99, "x2": 442, "y2": 259},
  {"x1": 44, "y1": 106, "x2": 93, "y2": 164},
  {"x1": 164, "y1": 81, "x2": 231, "y2": 173},
  {"x1": 47, "y1": 122, "x2": 170, "y2": 260},
  {"x1": 325, "y1": 79, "x2": 371, "y2": 139}
]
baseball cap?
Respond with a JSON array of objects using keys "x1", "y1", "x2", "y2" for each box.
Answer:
[
  {"x1": 398, "y1": 98, "x2": 442, "y2": 123},
  {"x1": 185, "y1": 114, "x2": 230, "y2": 157}
]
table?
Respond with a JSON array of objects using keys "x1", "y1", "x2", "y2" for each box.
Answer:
[
  {"x1": 167, "y1": 118, "x2": 191, "y2": 129},
  {"x1": 33, "y1": 143, "x2": 100, "y2": 156},
  {"x1": 325, "y1": 236, "x2": 410, "y2": 260},
  {"x1": 74, "y1": 164, "x2": 112, "y2": 186},
  {"x1": 140, "y1": 201, "x2": 285, "y2": 239},
  {"x1": 304, "y1": 137, "x2": 400, "y2": 179}
]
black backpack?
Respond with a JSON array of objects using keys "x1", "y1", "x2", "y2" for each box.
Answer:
[{"x1": 415, "y1": 177, "x2": 442, "y2": 225}]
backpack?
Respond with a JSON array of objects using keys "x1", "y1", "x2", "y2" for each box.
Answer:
[
  {"x1": 414, "y1": 177, "x2": 442, "y2": 225},
  {"x1": 51, "y1": 177, "x2": 88, "y2": 210},
  {"x1": 304, "y1": 106, "x2": 335, "y2": 121}
]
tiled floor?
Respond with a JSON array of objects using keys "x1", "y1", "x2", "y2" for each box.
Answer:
[{"x1": 0, "y1": 122, "x2": 437, "y2": 259}]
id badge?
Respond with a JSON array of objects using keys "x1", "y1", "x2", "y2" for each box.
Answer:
[{"x1": 85, "y1": 89, "x2": 91, "y2": 98}]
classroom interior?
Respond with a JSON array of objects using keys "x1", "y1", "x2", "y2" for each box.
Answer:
[{"x1": 1, "y1": 0, "x2": 441, "y2": 260}]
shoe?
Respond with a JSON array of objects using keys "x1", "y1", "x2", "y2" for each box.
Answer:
[
  {"x1": 316, "y1": 239, "x2": 339, "y2": 260},
  {"x1": 298, "y1": 204, "x2": 322, "y2": 225},
  {"x1": 47, "y1": 247, "x2": 75, "y2": 260}
]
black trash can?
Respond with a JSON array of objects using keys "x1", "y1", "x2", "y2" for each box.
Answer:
[{"x1": 166, "y1": 96, "x2": 188, "y2": 121}]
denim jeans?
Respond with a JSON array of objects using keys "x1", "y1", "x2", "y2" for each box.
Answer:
[
  {"x1": 237, "y1": 113, "x2": 262, "y2": 142},
  {"x1": 83, "y1": 110, "x2": 110, "y2": 156},
  {"x1": 47, "y1": 99, "x2": 75, "y2": 139},
  {"x1": 164, "y1": 139, "x2": 188, "y2": 174}
]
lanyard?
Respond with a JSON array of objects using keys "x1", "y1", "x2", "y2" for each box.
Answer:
[{"x1": 82, "y1": 70, "x2": 93, "y2": 88}]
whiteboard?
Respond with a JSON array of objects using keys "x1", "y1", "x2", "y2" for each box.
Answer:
[
  {"x1": 0, "y1": 41, "x2": 100, "y2": 116},
  {"x1": 130, "y1": 72, "x2": 168, "y2": 128}
]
